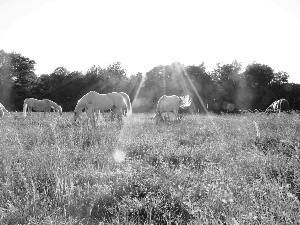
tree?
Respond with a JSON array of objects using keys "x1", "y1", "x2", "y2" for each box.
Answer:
[
  {"x1": 184, "y1": 63, "x2": 214, "y2": 113},
  {"x1": 46, "y1": 69, "x2": 87, "y2": 111},
  {"x1": 268, "y1": 71, "x2": 290, "y2": 101},
  {"x1": 104, "y1": 62, "x2": 128, "y2": 92},
  {"x1": 0, "y1": 50, "x2": 14, "y2": 109},
  {"x1": 0, "y1": 51, "x2": 37, "y2": 110},
  {"x1": 210, "y1": 61, "x2": 242, "y2": 112},
  {"x1": 272, "y1": 71, "x2": 289, "y2": 85},
  {"x1": 126, "y1": 72, "x2": 143, "y2": 101},
  {"x1": 49, "y1": 67, "x2": 69, "y2": 90},
  {"x1": 135, "y1": 65, "x2": 165, "y2": 112},
  {"x1": 33, "y1": 74, "x2": 52, "y2": 97},
  {"x1": 84, "y1": 65, "x2": 105, "y2": 93},
  {"x1": 282, "y1": 83, "x2": 300, "y2": 110},
  {"x1": 243, "y1": 63, "x2": 275, "y2": 110}
]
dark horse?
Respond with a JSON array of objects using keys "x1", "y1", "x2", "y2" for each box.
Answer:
[{"x1": 265, "y1": 99, "x2": 289, "y2": 113}]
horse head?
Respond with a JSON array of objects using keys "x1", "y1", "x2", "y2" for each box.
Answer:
[
  {"x1": 58, "y1": 106, "x2": 63, "y2": 116},
  {"x1": 154, "y1": 112, "x2": 163, "y2": 124},
  {"x1": 73, "y1": 107, "x2": 85, "y2": 125}
]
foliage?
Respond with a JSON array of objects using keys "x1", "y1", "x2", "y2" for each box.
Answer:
[
  {"x1": 0, "y1": 50, "x2": 37, "y2": 110},
  {"x1": 0, "y1": 50, "x2": 14, "y2": 110},
  {"x1": 243, "y1": 63, "x2": 275, "y2": 110},
  {"x1": 210, "y1": 61, "x2": 242, "y2": 112},
  {"x1": 1, "y1": 49, "x2": 300, "y2": 112}
]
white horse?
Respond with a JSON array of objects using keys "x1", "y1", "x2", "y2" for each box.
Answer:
[
  {"x1": 119, "y1": 92, "x2": 132, "y2": 116},
  {"x1": 154, "y1": 95, "x2": 191, "y2": 124},
  {"x1": 23, "y1": 98, "x2": 63, "y2": 117},
  {"x1": 266, "y1": 99, "x2": 289, "y2": 113},
  {"x1": 73, "y1": 91, "x2": 130, "y2": 127},
  {"x1": 0, "y1": 103, "x2": 8, "y2": 118},
  {"x1": 93, "y1": 92, "x2": 132, "y2": 121}
]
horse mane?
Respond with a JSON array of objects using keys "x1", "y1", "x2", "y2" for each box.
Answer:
[{"x1": 74, "y1": 100, "x2": 86, "y2": 114}]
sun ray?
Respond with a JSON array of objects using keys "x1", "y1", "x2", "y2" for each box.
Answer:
[
  {"x1": 170, "y1": 62, "x2": 197, "y2": 113},
  {"x1": 131, "y1": 73, "x2": 146, "y2": 110},
  {"x1": 181, "y1": 67, "x2": 209, "y2": 114},
  {"x1": 113, "y1": 72, "x2": 147, "y2": 163},
  {"x1": 163, "y1": 66, "x2": 166, "y2": 95},
  {"x1": 170, "y1": 63, "x2": 224, "y2": 138}
]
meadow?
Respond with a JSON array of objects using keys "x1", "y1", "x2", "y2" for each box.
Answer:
[{"x1": 0, "y1": 112, "x2": 300, "y2": 224}]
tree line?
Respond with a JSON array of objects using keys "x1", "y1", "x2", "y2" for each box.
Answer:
[{"x1": 1, "y1": 49, "x2": 299, "y2": 113}]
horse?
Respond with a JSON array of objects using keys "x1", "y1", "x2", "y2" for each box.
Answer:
[
  {"x1": 73, "y1": 91, "x2": 130, "y2": 127},
  {"x1": 92, "y1": 92, "x2": 132, "y2": 121},
  {"x1": 265, "y1": 99, "x2": 289, "y2": 113},
  {"x1": 23, "y1": 98, "x2": 62, "y2": 117},
  {"x1": 119, "y1": 92, "x2": 132, "y2": 116},
  {"x1": 154, "y1": 95, "x2": 191, "y2": 124},
  {"x1": 0, "y1": 103, "x2": 8, "y2": 118}
]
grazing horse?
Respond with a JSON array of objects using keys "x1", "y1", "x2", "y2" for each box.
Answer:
[
  {"x1": 0, "y1": 103, "x2": 8, "y2": 118},
  {"x1": 73, "y1": 91, "x2": 130, "y2": 127},
  {"x1": 119, "y1": 92, "x2": 132, "y2": 116},
  {"x1": 23, "y1": 98, "x2": 63, "y2": 117},
  {"x1": 93, "y1": 92, "x2": 132, "y2": 120},
  {"x1": 154, "y1": 95, "x2": 191, "y2": 124},
  {"x1": 265, "y1": 99, "x2": 289, "y2": 113}
]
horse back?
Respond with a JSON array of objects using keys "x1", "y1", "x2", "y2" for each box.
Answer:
[
  {"x1": 85, "y1": 91, "x2": 115, "y2": 110},
  {"x1": 159, "y1": 95, "x2": 180, "y2": 112},
  {"x1": 107, "y1": 92, "x2": 125, "y2": 109}
]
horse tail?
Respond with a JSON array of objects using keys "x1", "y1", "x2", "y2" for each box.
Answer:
[
  {"x1": 119, "y1": 92, "x2": 132, "y2": 116},
  {"x1": 58, "y1": 105, "x2": 63, "y2": 115},
  {"x1": 156, "y1": 95, "x2": 166, "y2": 116},
  {"x1": 23, "y1": 99, "x2": 28, "y2": 117}
]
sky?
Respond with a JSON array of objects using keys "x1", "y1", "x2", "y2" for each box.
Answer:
[{"x1": 1, "y1": 0, "x2": 300, "y2": 84}]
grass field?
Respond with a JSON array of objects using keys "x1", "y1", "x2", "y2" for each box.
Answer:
[{"x1": 0, "y1": 112, "x2": 300, "y2": 224}]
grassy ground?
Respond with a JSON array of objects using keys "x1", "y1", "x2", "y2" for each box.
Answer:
[{"x1": 0, "y1": 112, "x2": 300, "y2": 224}]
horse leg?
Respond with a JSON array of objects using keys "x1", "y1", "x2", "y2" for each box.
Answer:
[
  {"x1": 123, "y1": 106, "x2": 127, "y2": 117},
  {"x1": 95, "y1": 110, "x2": 100, "y2": 123},
  {"x1": 86, "y1": 108, "x2": 96, "y2": 128},
  {"x1": 160, "y1": 112, "x2": 166, "y2": 122},
  {"x1": 109, "y1": 110, "x2": 114, "y2": 121},
  {"x1": 114, "y1": 107, "x2": 123, "y2": 123},
  {"x1": 110, "y1": 106, "x2": 117, "y2": 121},
  {"x1": 173, "y1": 109, "x2": 178, "y2": 121}
]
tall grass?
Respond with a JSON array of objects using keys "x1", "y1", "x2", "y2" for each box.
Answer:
[{"x1": 0, "y1": 112, "x2": 300, "y2": 224}]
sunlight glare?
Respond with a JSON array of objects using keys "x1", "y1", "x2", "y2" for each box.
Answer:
[
  {"x1": 132, "y1": 74, "x2": 146, "y2": 109},
  {"x1": 113, "y1": 150, "x2": 126, "y2": 163}
]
